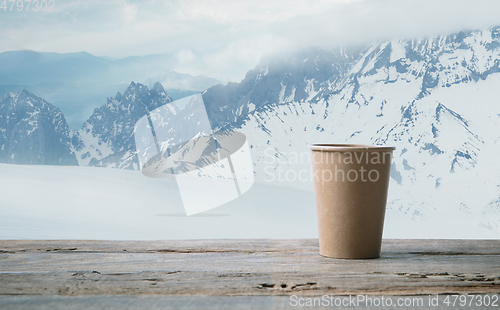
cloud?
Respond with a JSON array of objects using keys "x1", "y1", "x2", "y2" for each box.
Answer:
[
  {"x1": 121, "y1": 2, "x2": 138, "y2": 24},
  {"x1": 271, "y1": 0, "x2": 500, "y2": 49},
  {"x1": 1, "y1": 0, "x2": 500, "y2": 81},
  {"x1": 172, "y1": 35, "x2": 285, "y2": 82}
]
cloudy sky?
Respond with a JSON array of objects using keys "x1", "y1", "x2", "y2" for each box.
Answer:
[{"x1": 2, "y1": 0, "x2": 500, "y2": 81}]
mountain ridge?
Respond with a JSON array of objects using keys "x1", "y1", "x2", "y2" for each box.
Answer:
[
  {"x1": 72, "y1": 81, "x2": 173, "y2": 169},
  {"x1": 0, "y1": 89, "x2": 77, "y2": 165},
  {"x1": 0, "y1": 50, "x2": 221, "y2": 128},
  {"x1": 1, "y1": 27, "x2": 500, "y2": 231}
]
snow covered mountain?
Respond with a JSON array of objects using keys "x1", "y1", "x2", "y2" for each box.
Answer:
[
  {"x1": 202, "y1": 47, "x2": 361, "y2": 130},
  {"x1": 1, "y1": 26, "x2": 499, "y2": 234},
  {"x1": 72, "y1": 82, "x2": 172, "y2": 169},
  {"x1": 216, "y1": 26, "x2": 500, "y2": 232},
  {"x1": 0, "y1": 90, "x2": 77, "y2": 165}
]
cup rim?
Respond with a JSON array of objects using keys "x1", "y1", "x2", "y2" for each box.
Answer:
[{"x1": 308, "y1": 144, "x2": 396, "y2": 152}]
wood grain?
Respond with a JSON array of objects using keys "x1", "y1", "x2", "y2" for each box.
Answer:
[{"x1": 0, "y1": 239, "x2": 499, "y2": 296}]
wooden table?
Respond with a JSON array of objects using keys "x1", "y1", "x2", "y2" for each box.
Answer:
[{"x1": 0, "y1": 239, "x2": 499, "y2": 309}]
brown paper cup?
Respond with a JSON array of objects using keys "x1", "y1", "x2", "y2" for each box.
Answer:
[{"x1": 309, "y1": 144, "x2": 395, "y2": 259}]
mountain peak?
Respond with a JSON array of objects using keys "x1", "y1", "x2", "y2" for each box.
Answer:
[
  {"x1": 127, "y1": 81, "x2": 137, "y2": 90},
  {"x1": 18, "y1": 89, "x2": 32, "y2": 96},
  {"x1": 75, "y1": 81, "x2": 173, "y2": 168},
  {"x1": 122, "y1": 82, "x2": 151, "y2": 103},
  {"x1": 126, "y1": 81, "x2": 150, "y2": 91},
  {"x1": 0, "y1": 90, "x2": 76, "y2": 165},
  {"x1": 152, "y1": 82, "x2": 165, "y2": 93},
  {"x1": 4, "y1": 89, "x2": 53, "y2": 111},
  {"x1": 16, "y1": 89, "x2": 37, "y2": 99}
]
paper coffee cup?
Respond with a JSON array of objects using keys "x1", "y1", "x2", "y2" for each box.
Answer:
[{"x1": 309, "y1": 144, "x2": 395, "y2": 259}]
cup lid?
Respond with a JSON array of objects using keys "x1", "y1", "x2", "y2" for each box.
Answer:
[{"x1": 308, "y1": 144, "x2": 396, "y2": 152}]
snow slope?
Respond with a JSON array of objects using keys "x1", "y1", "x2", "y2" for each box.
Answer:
[
  {"x1": 236, "y1": 30, "x2": 500, "y2": 237},
  {"x1": 0, "y1": 163, "x2": 497, "y2": 240}
]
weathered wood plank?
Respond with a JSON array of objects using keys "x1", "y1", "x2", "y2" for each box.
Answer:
[
  {"x1": 0, "y1": 239, "x2": 499, "y2": 296},
  {"x1": 1, "y1": 239, "x2": 499, "y2": 254}
]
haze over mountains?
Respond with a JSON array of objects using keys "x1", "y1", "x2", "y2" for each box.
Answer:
[
  {"x1": 1, "y1": 26, "x2": 500, "y2": 234},
  {"x1": 0, "y1": 50, "x2": 222, "y2": 128}
]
